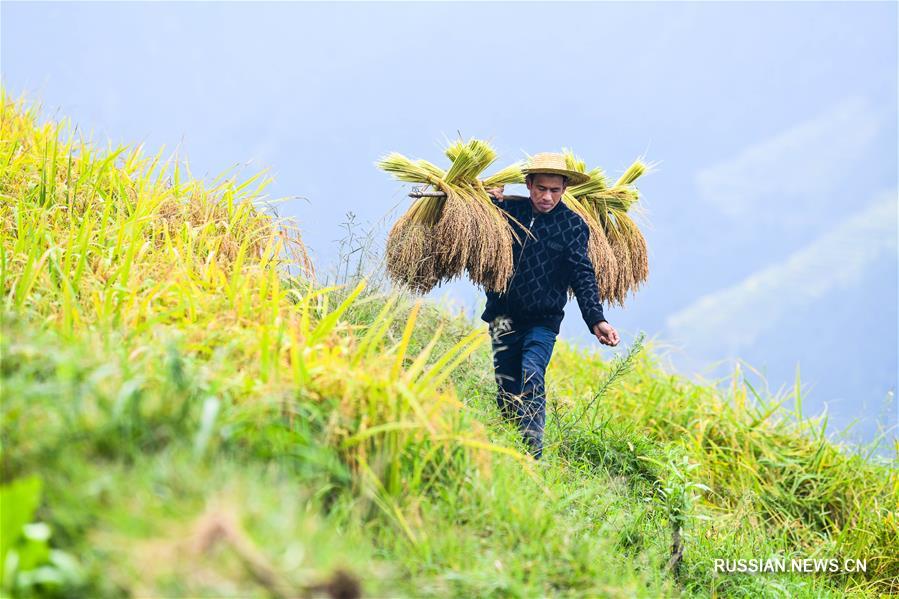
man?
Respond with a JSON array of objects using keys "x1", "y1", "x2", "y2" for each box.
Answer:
[{"x1": 484, "y1": 152, "x2": 620, "y2": 460}]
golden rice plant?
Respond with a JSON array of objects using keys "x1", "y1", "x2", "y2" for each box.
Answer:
[
  {"x1": 563, "y1": 150, "x2": 653, "y2": 307},
  {"x1": 1, "y1": 89, "x2": 533, "y2": 503},
  {"x1": 378, "y1": 139, "x2": 522, "y2": 293},
  {"x1": 0, "y1": 89, "x2": 315, "y2": 338}
]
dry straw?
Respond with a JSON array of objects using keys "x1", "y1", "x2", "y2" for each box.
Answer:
[{"x1": 378, "y1": 139, "x2": 523, "y2": 293}]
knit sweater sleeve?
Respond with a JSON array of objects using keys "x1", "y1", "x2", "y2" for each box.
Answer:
[{"x1": 568, "y1": 221, "x2": 606, "y2": 334}]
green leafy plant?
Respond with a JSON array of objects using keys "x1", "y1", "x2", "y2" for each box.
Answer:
[{"x1": 0, "y1": 476, "x2": 82, "y2": 596}]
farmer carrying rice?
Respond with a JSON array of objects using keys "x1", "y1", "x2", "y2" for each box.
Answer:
[{"x1": 484, "y1": 152, "x2": 621, "y2": 460}]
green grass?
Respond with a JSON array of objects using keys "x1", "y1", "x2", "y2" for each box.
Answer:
[{"x1": 1, "y1": 89, "x2": 897, "y2": 598}]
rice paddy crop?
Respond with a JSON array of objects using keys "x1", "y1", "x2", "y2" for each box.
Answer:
[{"x1": 3, "y1": 90, "x2": 897, "y2": 597}]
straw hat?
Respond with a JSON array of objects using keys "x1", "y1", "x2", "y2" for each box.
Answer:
[{"x1": 522, "y1": 152, "x2": 590, "y2": 186}]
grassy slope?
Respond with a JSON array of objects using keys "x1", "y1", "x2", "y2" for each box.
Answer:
[{"x1": 1, "y1": 91, "x2": 897, "y2": 598}]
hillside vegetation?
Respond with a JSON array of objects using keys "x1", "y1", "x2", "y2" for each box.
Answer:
[{"x1": 1, "y1": 90, "x2": 897, "y2": 598}]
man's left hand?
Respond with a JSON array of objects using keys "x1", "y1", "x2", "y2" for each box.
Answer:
[{"x1": 592, "y1": 321, "x2": 620, "y2": 346}]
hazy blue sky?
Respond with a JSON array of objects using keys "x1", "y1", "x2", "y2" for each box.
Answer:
[{"x1": 3, "y1": 2, "x2": 896, "y2": 445}]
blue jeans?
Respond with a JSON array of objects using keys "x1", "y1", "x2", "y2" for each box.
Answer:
[{"x1": 489, "y1": 320, "x2": 558, "y2": 460}]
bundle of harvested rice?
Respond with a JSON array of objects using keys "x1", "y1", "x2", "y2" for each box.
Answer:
[
  {"x1": 562, "y1": 150, "x2": 653, "y2": 306},
  {"x1": 557, "y1": 152, "x2": 619, "y2": 304},
  {"x1": 377, "y1": 139, "x2": 523, "y2": 293}
]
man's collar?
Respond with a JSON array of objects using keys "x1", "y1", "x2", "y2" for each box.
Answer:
[{"x1": 528, "y1": 199, "x2": 564, "y2": 216}]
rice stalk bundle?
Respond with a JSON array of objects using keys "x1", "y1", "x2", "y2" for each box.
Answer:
[
  {"x1": 559, "y1": 151, "x2": 619, "y2": 303},
  {"x1": 563, "y1": 151, "x2": 653, "y2": 306},
  {"x1": 482, "y1": 161, "x2": 525, "y2": 188},
  {"x1": 378, "y1": 140, "x2": 521, "y2": 293}
]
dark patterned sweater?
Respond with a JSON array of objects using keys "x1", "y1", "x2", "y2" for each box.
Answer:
[{"x1": 481, "y1": 195, "x2": 607, "y2": 335}]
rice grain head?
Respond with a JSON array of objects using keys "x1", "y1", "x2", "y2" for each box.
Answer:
[
  {"x1": 385, "y1": 215, "x2": 439, "y2": 293},
  {"x1": 618, "y1": 214, "x2": 649, "y2": 290},
  {"x1": 608, "y1": 221, "x2": 634, "y2": 306},
  {"x1": 562, "y1": 193, "x2": 618, "y2": 303}
]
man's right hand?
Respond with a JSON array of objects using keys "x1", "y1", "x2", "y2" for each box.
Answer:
[{"x1": 487, "y1": 185, "x2": 504, "y2": 201}]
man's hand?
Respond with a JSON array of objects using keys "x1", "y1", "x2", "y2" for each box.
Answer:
[
  {"x1": 487, "y1": 185, "x2": 504, "y2": 201},
  {"x1": 592, "y1": 321, "x2": 620, "y2": 346}
]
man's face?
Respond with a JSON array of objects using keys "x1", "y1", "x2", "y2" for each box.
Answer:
[{"x1": 526, "y1": 174, "x2": 567, "y2": 213}]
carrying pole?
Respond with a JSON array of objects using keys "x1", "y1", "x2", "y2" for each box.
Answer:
[{"x1": 408, "y1": 189, "x2": 528, "y2": 200}]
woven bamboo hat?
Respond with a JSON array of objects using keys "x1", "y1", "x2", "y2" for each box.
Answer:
[{"x1": 522, "y1": 152, "x2": 590, "y2": 186}]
